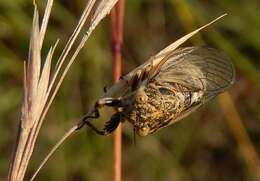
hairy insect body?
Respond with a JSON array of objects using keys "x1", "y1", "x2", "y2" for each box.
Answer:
[
  {"x1": 123, "y1": 82, "x2": 204, "y2": 136},
  {"x1": 88, "y1": 47, "x2": 235, "y2": 136}
]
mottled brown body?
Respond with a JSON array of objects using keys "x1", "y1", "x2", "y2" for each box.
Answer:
[{"x1": 121, "y1": 81, "x2": 202, "y2": 136}]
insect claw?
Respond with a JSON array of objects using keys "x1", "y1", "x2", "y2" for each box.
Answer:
[{"x1": 102, "y1": 112, "x2": 122, "y2": 135}]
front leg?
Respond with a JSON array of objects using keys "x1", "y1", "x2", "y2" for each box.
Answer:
[
  {"x1": 80, "y1": 97, "x2": 123, "y2": 135},
  {"x1": 86, "y1": 112, "x2": 122, "y2": 136}
]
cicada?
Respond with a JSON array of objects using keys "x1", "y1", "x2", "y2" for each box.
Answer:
[{"x1": 85, "y1": 46, "x2": 235, "y2": 136}]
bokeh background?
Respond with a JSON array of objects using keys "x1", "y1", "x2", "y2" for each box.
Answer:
[{"x1": 0, "y1": 0, "x2": 260, "y2": 180}]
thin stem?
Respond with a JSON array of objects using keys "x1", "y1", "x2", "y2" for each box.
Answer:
[
  {"x1": 30, "y1": 126, "x2": 76, "y2": 181},
  {"x1": 218, "y1": 93, "x2": 260, "y2": 179},
  {"x1": 110, "y1": 1, "x2": 124, "y2": 181},
  {"x1": 30, "y1": 107, "x2": 96, "y2": 181}
]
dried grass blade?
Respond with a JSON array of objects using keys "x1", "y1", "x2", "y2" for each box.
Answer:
[
  {"x1": 156, "y1": 13, "x2": 227, "y2": 57},
  {"x1": 23, "y1": 5, "x2": 41, "y2": 129},
  {"x1": 15, "y1": 5, "x2": 42, "y2": 180},
  {"x1": 35, "y1": 44, "x2": 56, "y2": 121},
  {"x1": 18, "y1": 40, "x2": 59, "y2": 180},
  {"x1": 22, "y1": 61, "x2": 28, "y2": 124},
  {"x1": 39, "y1": 0, "x2": 54, "y2": 49},
  {"x1": 86, "y1": 0, "x2": 119, "y2": 36},
  {"x1": 8, "y1": 4, "x2": 46, "y2": 181},
  {"x1": 50, "y1": 0, "x2": 96, "y2": 91},
  {"x1": 33, "y1": 3, "x2": 97, "y2": 163},
  {"x1": 43, "y1": 0, "x2": 118, "y2": 125},
  {"x1": 30, "y1": 2, "x2": 120, "y2": 179},
  {"x1": 30, "y1": 125, "x2": 79, "y2": 181}
]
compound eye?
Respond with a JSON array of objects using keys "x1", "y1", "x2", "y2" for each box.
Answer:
[{"x1": 158, "y1": 87, "x2": 174, "y2": 95}]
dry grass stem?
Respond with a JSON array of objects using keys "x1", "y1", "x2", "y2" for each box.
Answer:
[
  {"x1": 218, "y1": 93, "x2": 260, "y2": 179},
  {"x1": 30, "y1": 125, "x2": 78, "y2": 181},
  {"x1": 8, "y1": 0, "x2": 119, "y2": 180},
  {"x1": 8, "y1": 6, "x2": 43, "y2": 180},
  {"x1": 110, "y1": 1, "x2": 125, "y2": 180}
]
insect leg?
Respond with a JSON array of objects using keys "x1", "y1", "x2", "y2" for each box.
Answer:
[
  {"x1": 95, "y1": 97, "x2": 122, "y2": 108},
  {"x1": 80, "y1": 98, "x2": 122, "y2": 135},
  {"x1": 86, "y1": 112, "x2": 122, "y2": 136},
  {"x1": 84, "y1": 121, "x2": 106, "y2": 135},
  {"x1": 76, "y1": 108, "x2": 100, "y2": 130},
  {"x1": 102, "y1": 112, "x2": 122, "y2": 135}
]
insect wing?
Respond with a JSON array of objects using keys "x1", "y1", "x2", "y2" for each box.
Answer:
[{"x1": 154, "y1": 47, "x2": 235, "y2": 102}]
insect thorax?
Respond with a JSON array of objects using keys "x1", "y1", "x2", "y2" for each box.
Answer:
[{"x1": 122, "y1": 81, "x2": 203, "y2": 136}]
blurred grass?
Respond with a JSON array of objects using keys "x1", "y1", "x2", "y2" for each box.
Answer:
[
  {"x1": 0, "y1": 0, "x2": 260, "y2": 180},
  {"x1": 172, "y1": 1, "x2": 260, "y2": 180}
]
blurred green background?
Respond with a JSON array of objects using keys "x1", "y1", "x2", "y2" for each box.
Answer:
[{"x1": 0, "y1": 0, "x2": 260, "y2": 180}]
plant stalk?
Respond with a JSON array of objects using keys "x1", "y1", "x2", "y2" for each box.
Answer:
[{"x1": 110, "y1": 1, "x2": 125, "y2": 181}]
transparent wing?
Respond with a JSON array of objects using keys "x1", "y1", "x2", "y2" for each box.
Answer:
[{"x1": 153, "y1": 47, "x2": 235, "y2": 101}]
